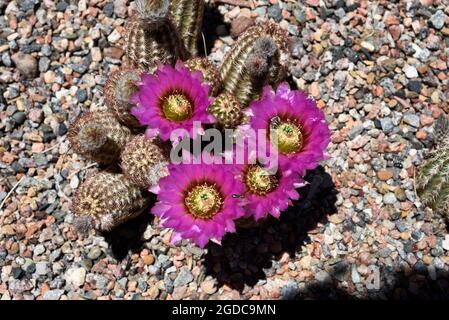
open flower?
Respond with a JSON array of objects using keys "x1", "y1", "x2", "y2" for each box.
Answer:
[
  {"x1": 231, "y1": 140, "x2": 304, "y2": 221},
  {"x1": 249, "y1": 83, "x2": 331, "y2": 176},
  {"x1": 131, "y1": 62, "x2": 215, "y2": 141},
  {"x1": 151, "y1": 154, "x2": 245, "y2": 248}
]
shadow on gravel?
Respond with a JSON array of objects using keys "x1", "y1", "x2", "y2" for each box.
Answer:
[
  {"x1": 200, "y1": 4, "x2": 229, "y2": 56},
  {"x1": 102, "y1": 194, "x2": 156, "y2": 260},
  {"x1": 204, "y1": 166, "x2": 338, "y2": 291},
  {"x1": 293, "y1": 265, "x2": 449, "y2": 300}
]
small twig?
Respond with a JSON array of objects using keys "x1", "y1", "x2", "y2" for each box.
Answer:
[
  {"x1": 0, "y1": 175, "x2": 25, "y2": 211},
  {"x1": 67, "y1": 163, "x2": 98, "y2": 180},
  {"x1": 215, "y1": 0, "x2": 253, "y2": 8},
  {"x1": 36, "y1": 141, "x2": 62, "y2": 154},
  {"x1": 201, "y1": 32, "x2": 208, "y2": 57},
  {"x1": 413, "y1": 166, "x2": 418, "y2": 200}
]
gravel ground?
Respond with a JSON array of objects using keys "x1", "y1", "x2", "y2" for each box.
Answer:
[{"x1": 1, "y1": 0, "x2": 449, "y2": 300}]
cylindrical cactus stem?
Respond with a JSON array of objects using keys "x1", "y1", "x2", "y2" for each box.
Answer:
[
  {"x1": 169, "y1": 0, "x2": 205, "y2": 57},
  {"x1": 207, "y1": 93, "x2": 244, "y2": 130},
  {"x1": 68, "y1": 112, "x2": 132, "y2": 165},
  {"x1": 72, "y1": 172, "x2": 150, "y2": 233},
  {"x1": 121, "y1": 135, "x2": 170, "y2": 188},
  {"x1": 104, "y1": 67, "x2": 142, "y2": 129},
  {"x1": 125, "y1": 0, "x2": 185, "y2": 73},
  {"x1": 185, "y1": 57, "x2": 221, "y2": 96},
  {"x1": 220, "y1": 22, "x2": 291, "y2": 107}
]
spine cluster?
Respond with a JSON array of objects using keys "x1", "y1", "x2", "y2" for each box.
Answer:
[{"x1": 72, "y1": 172, "x2": 150, "y2": 233}]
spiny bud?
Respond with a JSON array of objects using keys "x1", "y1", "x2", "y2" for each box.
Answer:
[
  {"x1": 135, "y1": 0, "x2": 170, "y2": 22},
  {"x1": 125, "y1": 1, "x2": 185, "y2": 73},
  {"x1": 220, "y1": 22, "x2": 291, "y2": 106},
  {"x1": 185, "y1": 57, "x2": 221, "y2": 96},
  {"x1": 121, "y1": 135, "x2": 170, "y2": 188},
  {"x1": 104, "y1": 67, "x2": 142, "y2": 129},
  {"x1": 169, "y1": 0, "x2": 205, "y2": 57},
  {"x1": 68, "y1": 112, "x2": 132, "y2": 165},
  {"x1": 207, "y1": 93, "x2": 244, "y2": 129},
  {"x1": 72, "y1": 172, "x2": 150, "y2": 233}
]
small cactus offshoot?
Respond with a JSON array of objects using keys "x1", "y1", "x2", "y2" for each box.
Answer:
[
  {"x1": 220, "y1": 22, "x2": 291, "y2": 106},
  {"x1": 68, "y1": 112, "x2": 132, "y2": 165},
  {"x1": 121, "y1": 135, "x2": 170, "y2": 188},
  {"x1": 72, "y1": 172, "x2": 150, "y2": 233},
  {"x1": 185, "y1": 57, "x2": 221, "y2": 96},
  {"x1": 207, "y1": 93, "x2": 244, "y2": 129},
  {"x1": 417, "y1": 115, "x2": 449, "y2": 220},
  {"x1": 125, "y1": 0, "x2": 184, "y2": 72},
  {"x1": 169, "y1": 0, "x2": 205, "y2": 57},
  {"x1": 104, "y1": 67, "x2": 142, "y2": 129}
]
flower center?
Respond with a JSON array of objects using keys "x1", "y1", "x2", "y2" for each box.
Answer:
[
  {"x1": 271, "y1": 118, "x2": 303, "y2": 155},
  {"x1": 161, "y1": 92, "x2": 192, "y2": 122},
  {"x1": 185, "y1": 183, "x2": 223, "y2": 219},
  {"x1": 244, "y1": 165, "x2": 279, "y2": 196}
]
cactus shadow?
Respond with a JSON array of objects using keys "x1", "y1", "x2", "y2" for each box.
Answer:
[
  {"x1": 101, "y1": 194, "x2": 156, "y2": 260},
  {"x1": 200, "y1": 4, "x2": 229, "y2": 57},
  {"x1": 203, "y1": 166, "x2": 338, "y2": 291},
  {"x1": 290, "y1": 265, "x2": 449, "y2": 300}
]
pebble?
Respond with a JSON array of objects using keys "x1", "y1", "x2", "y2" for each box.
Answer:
[
  {"x1": 11, "y1": 52, "x2": 38, "y2": 78},
  {"x1": 65, "y1": 268, "x2": 86, "y2": 288},
  {"x1": 430, "y1": 10, "x2": 446, "y2": 30},
  {"x1": 173, "y1": 267, "x2": 193, "y2": 287}
]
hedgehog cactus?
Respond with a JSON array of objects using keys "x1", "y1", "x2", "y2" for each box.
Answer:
[
  {"x1": 121, "y1": 135, "x2": 170, "y2": 188},
  {"x1": 72, "y1": 172, "x2": 150, "y2": 233},
  {"x1": 185, "y1": 57, "x2": 221, "y2": 96},
  {"x1": 125, "y1": 0, "x2": 185, "y2": 72},
  {"x1": 169, "y1": 0, "x2": 205, "y2": 57},
  {"x1": 417, "y1": 115, "x2": 449, "y2": 220},
  {"x1": 104, "y1": 67, "x2": 142, "y2": 129},
  {"x1": 68, "y1": 112, "x2": 132, "y2": 165},
  {"x1": 220, "y1": 22, "x2": 291, "y2": 106},
  {"x1": 207, "y1": 92, "x2": 244, "y2": 129}
]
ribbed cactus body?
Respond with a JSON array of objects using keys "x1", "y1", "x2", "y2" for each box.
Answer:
[
  {"x1": 124, "y1": 16, "x2": 184, "y2": 73},
  {"x1": 104, "y1": 67, "x2": 142, "y2": 129},
  {"x1": 417, "y1": 148, "x2": 449, "y2": 218},
  {"x1": 220, "y1": 22, "x2": 291, "y2": 106},
  {"x1": 68, "y1": 112, "x2": 132, "y2": 165},
  {"x1": 186, "y1": 57, "x2": 221, "y2": 96},
  {"x1": 121, "y1": 135, "x2": 170, "y2": 188},
  {"x1": 417, "y1": 115, "x2": 449, "y2": 220},
  {"x1": 169, "y1": 0, "x2": 205, "y2": 57},
  {"x1": 72, "y1": 172, "x2": 150, "y2": 232},
  {"x1": 208, "y1": 93, "x2": 244, "y2": 129}
]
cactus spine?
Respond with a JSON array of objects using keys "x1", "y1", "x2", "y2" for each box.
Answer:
[
  {"x1": 68, "y1": 112, "x2": 132, "y2": 165},
  {"x1": 121, "y1": 135, "x2": 170, "y2": 188},
  {"x1": 169, "y1": 0, "x2": 205, "y2": 57},
  {"x1": 220, "y1": 22, "x2": 291, "y2": 106},
  {"x1": 125, "y1": 0, "x2": 185, "y2": 72},
  {"x1": 104, "y1": 67, "x2": 142, "y2": 129},
  {"x1": 72, "y1": 172, "x2": 150, "y2": 233}
]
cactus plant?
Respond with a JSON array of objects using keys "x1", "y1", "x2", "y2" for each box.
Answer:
[
  {"x1": 104, "y1": 67, "x2": 142, "y2": 130},
  {"x1": 68, "y1": 112, "x2": 132, "y2": 165},
  {"x1": 169, "y1": 0, "x2": 205, "y2": 57},
  {"x1": 207, "y1": 92, "x2": 244, "y2": 129},
  {"x1": 72, "y1": 172, "x2": 150, "y2": 233},
  {"x1": 185, "y1": 57, "x2": 221, "y2": 96},
  {"x1": 121, "y1": 135, "x2": 170, "y2": 188},
  {"x1": 417, "y1": 115, "x2": 449, "y2": 219},
  {"x1": 125, "y1": 0, "x2": 185, "y2": 72},
  {"x1": 220, "y1": 22, "x2": 291, "y2": 106}
]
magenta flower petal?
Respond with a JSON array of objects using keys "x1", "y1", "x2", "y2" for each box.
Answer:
[
  {"x1": 151, "y1": 153, "x2": 245, "y2": 248},
  {"x1": 249, "y1": 82, "x2": 331, "y2": 176},
  {"x1": 131, "y1": 62, "x2": 215, "y2": 141}
]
